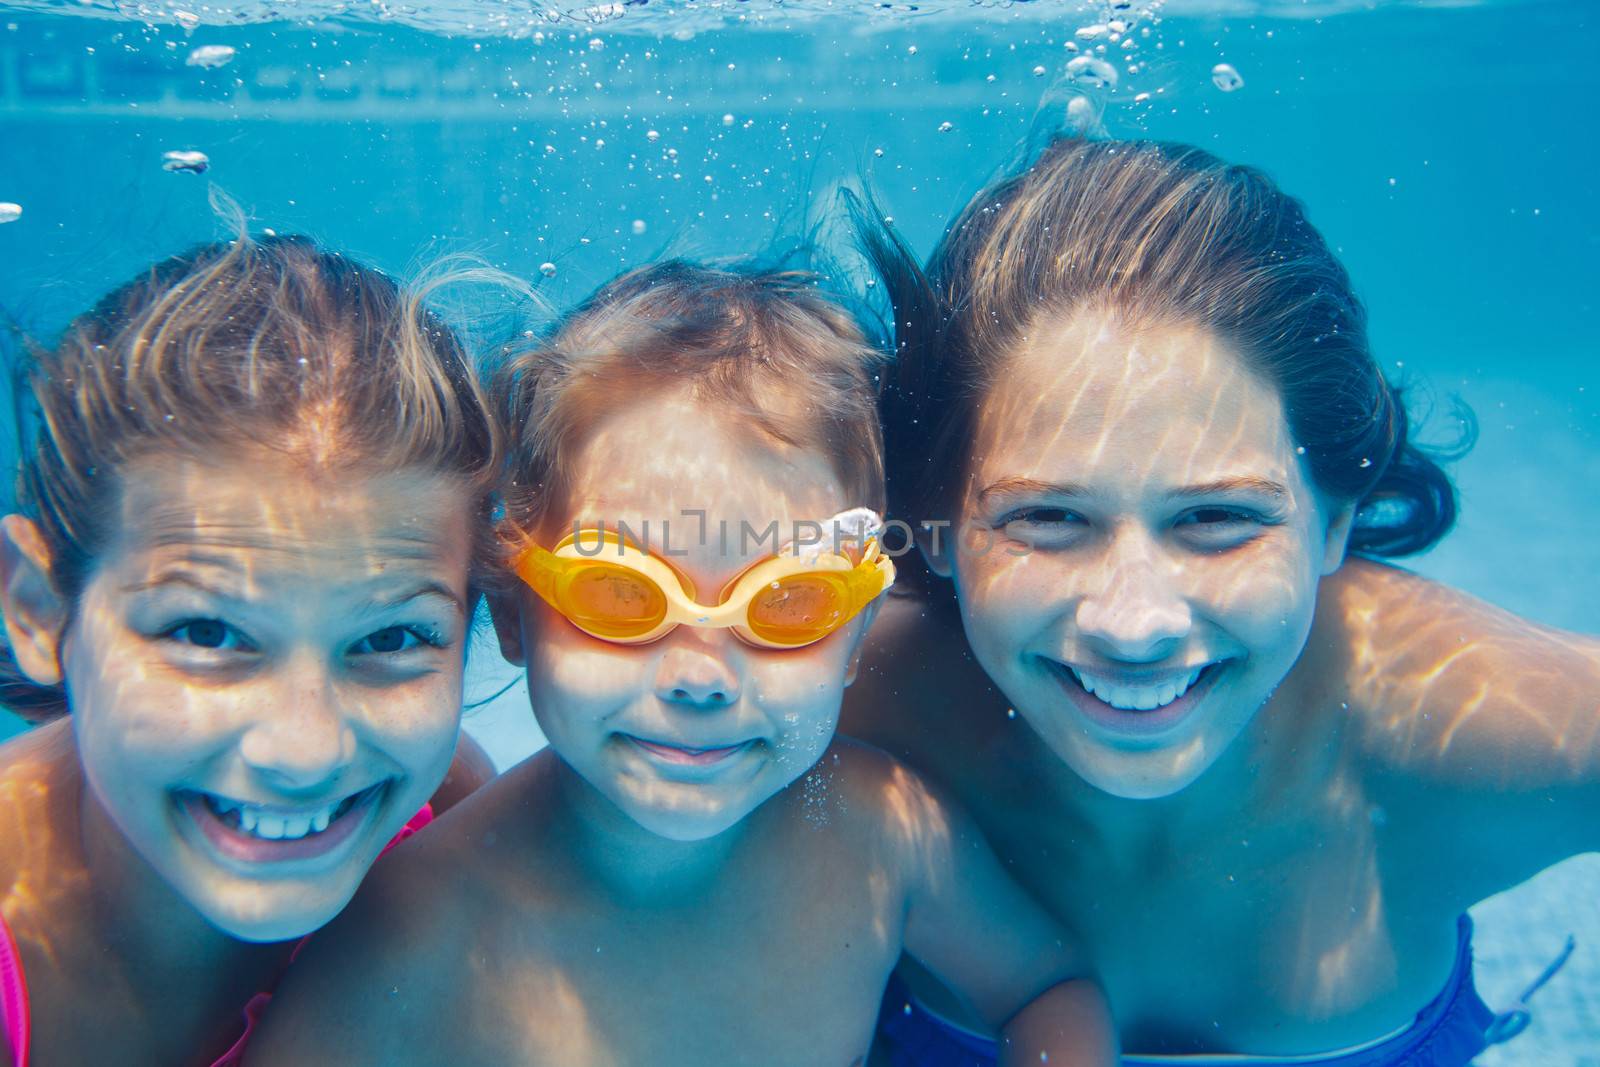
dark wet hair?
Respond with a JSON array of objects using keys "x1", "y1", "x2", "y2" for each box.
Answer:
[
  {"x1": 2, "y1": 234, "x2": 504, "y2": 722},
  {"x1": 857, "y1": 136, "x2": 1467, "y2": 561}
]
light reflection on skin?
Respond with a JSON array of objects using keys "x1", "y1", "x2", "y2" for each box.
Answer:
[
  {"x1": 850, "y1": 306, "x2": 1600, "y2": 1052},
  {"x1": 0, "y1": 449, "x2": 473, "y2": 955},
  {"x1": 497, "y1": 391, "x2": 875, "y2": 845},
  {"x1": 935, "y1": 312, "x2": 1352, "y2": 800}
]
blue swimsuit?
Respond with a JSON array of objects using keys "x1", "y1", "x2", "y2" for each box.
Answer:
[{"x1": 877, "y1": 916, "x2": 1507, "y2": 1067}]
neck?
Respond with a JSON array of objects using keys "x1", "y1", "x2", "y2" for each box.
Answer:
[
  {"x1": 543, "y1": 756, "x2": 745, "y2": 906},
  {"x1": 1015, "y1": 665, "x2": 1346, "y2": 869},
  {"x1": 69, "y1": 745, "x2": 294, "y2": 1041}
]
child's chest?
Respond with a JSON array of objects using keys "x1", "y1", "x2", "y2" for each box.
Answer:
[{"x1": 469, "y1": 853, "x2": 906, "y2": 1066}]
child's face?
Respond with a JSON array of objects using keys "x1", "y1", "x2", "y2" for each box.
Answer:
[
  {"x1": 505, "y1": 396, "x2": 872, "y2": 842},
  {"x1": 61, "y1": 451, "x2": 474, "y2": 941}
]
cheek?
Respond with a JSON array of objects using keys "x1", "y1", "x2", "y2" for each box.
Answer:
[
  {"x1": 528, "y1": 625, "x2": 652, "y2": 727},
  {"x1": 64, "y1": 618, "x2": 236, "y2": 781},
  {"x1": 953, "y1": 548, "x2": 1063, "y2": 652},
  {"x1": 1192, "y1": 535, "x2": 1324, "y2": 657},
  {"x1": 750, "y1": 650, "x2": 847, "y2": 743}
]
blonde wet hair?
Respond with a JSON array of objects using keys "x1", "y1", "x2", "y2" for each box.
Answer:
[
  {"x1": 2, "y1": 233, "x2": 504, "y2": 721},
  {"x1": 496, "y1": 258, "x2": 886, "y2": 542}
]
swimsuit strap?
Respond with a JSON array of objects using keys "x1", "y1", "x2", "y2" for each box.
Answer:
[{"x1": 0, "y1": 912, "x2": 30, "y2": 1067}]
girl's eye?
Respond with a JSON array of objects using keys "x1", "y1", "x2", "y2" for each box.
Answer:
[
  {"x1": 998, "y1": 506, "x2": 1088, "y2": 547},
  {"x1": 350, "y1": 625, "x2": 439, "y2": 656},
  {"x1": 1173, "y1": 506, "x2": 1273, "y2": 549},
  {"x1": 1178, "y1": 507, "x2": 1251, "y2": 527},
  {"x1": 998, "y1": 506, "x2": 1086, "y2": 529},
  {"x1": 165, "y1": 619, "x2": 253, "y2": 652}
]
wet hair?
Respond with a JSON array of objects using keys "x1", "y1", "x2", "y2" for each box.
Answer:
[
  {"x1": 496, "y1": 257, "x2": 886, "y2": 540},
  {"x1": 858, "y1": 136, "x2": 1466, "y2": 561},
  {"x1": 2, "y1": 234, "x2": 504, "y2": 721}
]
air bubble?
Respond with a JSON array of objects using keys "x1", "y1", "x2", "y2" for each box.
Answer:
[
  {"x1": 937, "y1": 120, "x2": 954, "y2": 133},
  {"x1": 0, "y1": 203, "x2": 20, "y2": 224},
  {"x1": 1065, "y1": 56, "x2": 1117, "y2": 89},
  {"x1": 1211, "y1": 62, "x2": 1244, "y2": 92},
  {"x1": 587, "y1": 36, "x2": 604, "y2": 51},
  {"x1": 1065, "y1": 95, "x2": 1099, "y2": 133},
  {"x1": 646, "y1": 129, "x2": 660, "y2": 142},
  {"x1": 184, "y1": 44, "x2": 235, "y2": 69},
  {"x1": 873, "y1": 147, "x2": 884, "y2": 157},
  {"x1": 1032, "y1": 65, "x2": 1047, "y2": 77},
  {"x1": 161, "y1": 149, "x2": 210, "y2": 173},
  {"x1": 721, "y1": 113, "x2": 735, "y2": 126},
  {"x1": 1075, "y1": 24, "x2": 1106, "y2": 40},
  {"x1": 631, "y1": 219, "x2": 647, "y2": 235},
  {"x1": 539, "y1": 262, "x2": 557, "y2": 278}
]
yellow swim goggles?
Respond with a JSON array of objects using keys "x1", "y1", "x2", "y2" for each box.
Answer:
[{"x1": 511, "y1": 508, "x2": 896, "y2": 649}]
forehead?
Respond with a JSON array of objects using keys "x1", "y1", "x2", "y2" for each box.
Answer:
[
  {"x1": 560, "y1": 394, "x2": 848, "y2": 562},
  {"x1": 971, "y1": 312, "x2": 1301, "y2": 492},
  {"x1": 109, "y1": 450, "x2": 473, "y2": 578}
]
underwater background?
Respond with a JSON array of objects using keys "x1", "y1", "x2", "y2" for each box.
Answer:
[{"x1": 0, "y1": 0, "x2": 1595, "y2": 1060}]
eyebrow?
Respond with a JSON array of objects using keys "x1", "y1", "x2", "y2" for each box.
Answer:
[
  {"x1": 125, "y1": 571, "x2": 466, "y2": 619},
  {"x1": 977, "y1": 475, "x2": 1289, "y2": 507},
  {"x1": 977, "y1": 478, "x2": 1096, "y2": 508},
  {"x1": 1167, "y1": 477, "x2": 1289, "y2": 503}
]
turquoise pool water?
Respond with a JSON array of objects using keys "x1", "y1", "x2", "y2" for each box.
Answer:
[{"x1": 0, "y1": 0, "x2": 1595, "y2": 1060}]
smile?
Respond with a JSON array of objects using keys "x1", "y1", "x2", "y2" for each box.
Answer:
[
  {"x1": 623, "y1": 735, "x2": 755, "y2": 768},
  {"x1": 1046, "y1": 659, "x2": 1224, "y2": 737},
  {"x1": 1068, "y1": 665, "x2": 1205, "y2": 711},
  {"x1": 180, "y1": 782, "x2": 388, "y2": 863}
]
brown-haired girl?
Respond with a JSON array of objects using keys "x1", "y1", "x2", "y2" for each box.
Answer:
[
  {"x1": 848, "y1": 137, "x2": 1600, "y2": 1065},
  {"x1": 0, "y1": 234, "x2": 501, "y2": 1066}
]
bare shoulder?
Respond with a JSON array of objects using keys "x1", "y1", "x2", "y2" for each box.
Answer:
[
  {"x1": 813, "y1": 737, "x2": 975, "y2": 877},
  {"x1": 250, "y1": 763, "x2": 547, "y2": 1061},
  {"x1": 1315, "y1": 558, "x2": 1600, "y2": 784},
  {"x1": 0, "y1": 720, "x2": 77, "y2": 896}
]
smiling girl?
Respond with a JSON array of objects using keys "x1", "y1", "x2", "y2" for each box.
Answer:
[
  {"x1": 849, "y1": 138, "x2": 1600, "y2": 1064},
  {"x1": 0, "y1": 234, "x2": 501, "y2": 1066}
]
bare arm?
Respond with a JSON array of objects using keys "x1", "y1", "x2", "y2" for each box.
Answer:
[
  {"x1": 1316, "y1": 559, "x2": 1600, "y2": 886},
  {"x1": 883, "y1": 759, "x2": 1116, "y2": 1066}
]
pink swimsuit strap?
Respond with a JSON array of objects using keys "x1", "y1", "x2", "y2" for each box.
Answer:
[
  {"x1": 1, "y1": 911, "x2": 30, "y2": 1067},
  {"x1": 0, "y1": 803, "x2": 434, "y2": 1067}
]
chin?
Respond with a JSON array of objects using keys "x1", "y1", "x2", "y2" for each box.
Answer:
[
  {"x1": 195, "y1": 886, "x2": 346, "y2": 944},
  {"x1": 624, "y1": 798, "x2": 754, "y2": 842},
  {"x1": 1049, "y1": 730, "x2": 1221, "y2": 801}
]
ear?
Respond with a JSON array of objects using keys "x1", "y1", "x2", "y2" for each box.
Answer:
[
  {"x1": 916, "y1": 520, "x2": 955, "y2": 580},
  {"x1": 1320, "y1": 501, "x2": 1357, "y2": 575},
  {"x1": 841, "y1": 598, "x2": 884, "y2": 687},
  {"x1": 0, "y1": 515, "x2": 70, "y2": 686},
  {"x1": 486, "y1": 591, "x2": 527, "y2": 667}
]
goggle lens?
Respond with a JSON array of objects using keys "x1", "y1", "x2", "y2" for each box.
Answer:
[
  {"x1": 743, "y1": 573, "x2": 849, "y2": 647},
  {"x1": 561, "y1": 564, "x2": 668, "y2": 640}
]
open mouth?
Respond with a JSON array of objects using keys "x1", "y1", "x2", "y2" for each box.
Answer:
[
  {"x1": 623, "y1": 735, "x2": 755, "y2": 768},
  {"x1": 1047, "y1": 659, "x2": 1224, "y2": 736},
  {"x1": 180, "y1": 782, "x2": 387, "y2": 864}
]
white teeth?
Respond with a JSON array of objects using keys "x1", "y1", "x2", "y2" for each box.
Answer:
[
  {"x1": 207, "y1": 795, "x2": 351, "y2": 841},
  {"x1": 1070, "y1": 667, "x2": 1205, "y2": 711}
]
